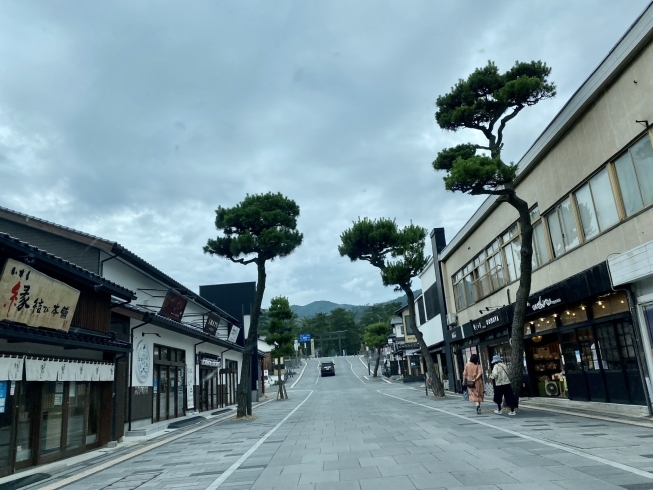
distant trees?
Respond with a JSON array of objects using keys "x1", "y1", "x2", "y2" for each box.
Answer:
[
  {"x1": 363, "y1": 322, "x2": 391, "y2": 377},
  {"x1": 203, "y1": 192, "x2": 303, "y2": 418},
  {"x1": 339, "y1": 218, "x2": 445, "y2": 397},
  {"x1": 266, "y1": 296, "x2": 295, "y2": 400},
  {"x1": 432, "y1": 60, "x2": 556, "y2": 397}
]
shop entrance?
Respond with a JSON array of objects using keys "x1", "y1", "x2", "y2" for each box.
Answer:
[
  {"x1": 560, "y1": 321, "x2": 646, "y2": 405},
  {"x1": 0, "y1": 381, "x2": 103, "y2": 477},
  {"x1": 152, "y1": 345, "x2": 186, "y2": 423}
]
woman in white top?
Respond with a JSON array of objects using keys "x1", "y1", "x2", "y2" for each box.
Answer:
[{"x1": 489, "y1": 355, "x2": 517, "y2": 416}]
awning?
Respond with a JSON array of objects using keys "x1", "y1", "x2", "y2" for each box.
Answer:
[
  {"x1": 0, "y1": 320, "x2": 132, "y2": 353},
  {"x1": 405, "y1": 349, "x2": 421, "y2": 356}
]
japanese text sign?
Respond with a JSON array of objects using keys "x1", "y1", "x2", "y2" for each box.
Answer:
[
  {"x1": 0, "y1": 259, "x2": 80, "y2": 332},
  {"x1": 158, "y1": 289, "x2": 187, "y2": 322}
]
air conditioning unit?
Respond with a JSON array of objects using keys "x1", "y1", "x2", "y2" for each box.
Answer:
[
  {"x1": 446, "y1": 313, "x2": 458, "y2": 326},
  {"x1": 545, "y1": 381, "x2": 559, "y2": 397}
]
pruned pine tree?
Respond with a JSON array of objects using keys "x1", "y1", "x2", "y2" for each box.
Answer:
[
  {"x1": 363, "y1": 322, "x2": 391, "y2": 377},
  {"x1": 204, "y1": 192, "x2": 303, "y2": 417},
  {"x1": 266, "y1": 296, "x2": 295, "y2": 400},
  {"x1": 339, "y1": 218, "x2": 445, "y2": 397},
  {"x1": 433, "y1": 60, "x2": 556, "y2": 398}
]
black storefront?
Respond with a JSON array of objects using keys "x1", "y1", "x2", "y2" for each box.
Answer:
[{"x1": 446, "y1": 262, "x2": 649, "y2": 405}]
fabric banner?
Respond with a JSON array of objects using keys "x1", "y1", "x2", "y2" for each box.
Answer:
[
  {"x1": 57, "y1": 361, "x2": 77, "y2": 381},
  {"x1": 25, "y1": 359, "x2": 59, "y2": 381},
  {"x1": 0, "y1": 357, "x2": 24, "y2": 381},
  {"x1": 75, "y1": 363, "x2": 93, "y2": 381},
  {"x1": 98, "y1": 364, "x2": 114, "y2": 381},
  {"x1": 90, "y1": 364, "x2": 101, "y2": 381}
]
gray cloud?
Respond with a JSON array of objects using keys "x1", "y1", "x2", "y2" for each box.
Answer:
[{"x1": 0, "y1": 0, "x2": 648, "y2": 307}]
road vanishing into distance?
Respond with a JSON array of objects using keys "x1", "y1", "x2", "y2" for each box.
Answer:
[{"x1": 26, "y1": 357, "x2": 653, "y2": 490}]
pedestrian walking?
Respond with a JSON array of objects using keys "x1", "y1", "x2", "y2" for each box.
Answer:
[
  {"x1": 463, "y1": 353, "x2": 484, "y2": 414},
  {"x1": 489, "y1": 355, "x2": 517, "y2": 416}
]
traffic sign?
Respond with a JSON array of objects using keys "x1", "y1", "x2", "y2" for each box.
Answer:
[{"x1": 299, "y1": 333, "x2": 311, "y2": 342}]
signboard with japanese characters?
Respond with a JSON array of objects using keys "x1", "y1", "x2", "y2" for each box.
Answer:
[
  {"x1": 158, "y1": 289, "x2": 187, "y2": 322},
  {"x1": 0, "y1": 259, "x2": 80, "y2": 332}
]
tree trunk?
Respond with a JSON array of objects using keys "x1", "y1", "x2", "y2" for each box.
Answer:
[
  {"x1": 373, "y1": 347, "x2": 381, "y2": 377},
  {"x1": 505, "y1": 187, "x2": 534, "y2": 403},
  {"x1": 402, "y1": 285, "x2": 445, "y2": 397},
  {"x1": 236, "y1": 260, "x2": 267, "y2": 417},
  {"x1": 276, "y1": 356, "x2": 285, "y2": 400}
]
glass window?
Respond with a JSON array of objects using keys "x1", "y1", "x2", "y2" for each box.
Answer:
[
  {"x1": 560, "y1": 305, "x2": 589, "y2": 326},
  {"x1": 41, "y1": 382, "x2": 64, "y2": 455},
  {"x1": 547, "y1": 211, "x2": 564, "y2": 258},
  {"x1": 160, "y1": 347, "x2": 168, "y2": 361},
  {"x1": 615, "y1": 151, "x2": 644, "y2": 216},
  {"x1": 87, "y1": 383, "x2": 100, "y2": 445},
  {"x1": 631, "y1": 136, "x2": 653, "y2": 207},
  {"x1": 559, "y1": 197, "x2": 579, "y2": 251},
  {"x1": 530, "y1": 206, "x2": 540, "y2": 223},
  {"x1": 576, "y1": 183, "x2": 599, "y2": 240},
  {"x1": 592, "y1": 291, "x2": 629, "y2": 318},
  {"x1": 66, "y1": 382, "x2": 87, "y2": 449},
  {"x1": 590, "y1": 168, "x2": 619, "y2": 231},
  {"x1": 533, "y1": 221, "x2": 550, "y2": 267}
]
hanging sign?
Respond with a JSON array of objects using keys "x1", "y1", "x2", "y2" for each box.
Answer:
[
  {"x1": 227, "y1": 325, "x2": 241, "y2": 343},
  {"x1": 186, "y1": 366, "x2": 194, "y2": 409},
  {"x1": 204, "y1": 312, "x2": 222, "y2": 336},
  {"x1": 158, "y1": 289, "x2": 187, "y2": 322},
  {"x1": 0, "y1": 259, "x2": 80, "y2": 332}
]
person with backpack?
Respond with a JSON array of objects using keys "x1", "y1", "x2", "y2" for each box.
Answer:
[{"x1": 489, "y1": 354, "x2": 517, "y2": 416}]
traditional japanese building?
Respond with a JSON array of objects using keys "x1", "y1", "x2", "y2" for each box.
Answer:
[{"x1": 0, "y1": 233, "x2": 135, "y2": 476}]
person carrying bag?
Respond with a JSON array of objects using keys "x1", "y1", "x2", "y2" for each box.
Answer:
[{"x1": 489, "y1": 354, "x2": 517, "y2": 416}]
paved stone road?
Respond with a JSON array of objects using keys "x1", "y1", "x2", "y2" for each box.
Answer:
[{"x1": 28, "y1": 356, "x2": 653, "y2": 489}]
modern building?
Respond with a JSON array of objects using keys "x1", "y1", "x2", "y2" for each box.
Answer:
[
  {"x1": 0, "y1": 207, "x2": 244, "y2": 434},
  {"x1": 438, "y1": 3, "x2": 653, "y2": 411},
  {"x1": 0, "y1": 233, "x2": 135, "y2": 476}
]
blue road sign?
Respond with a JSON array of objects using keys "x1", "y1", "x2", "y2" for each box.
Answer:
[{"x1": 299, "y1": 333, "x2": 311, "y2": 342}]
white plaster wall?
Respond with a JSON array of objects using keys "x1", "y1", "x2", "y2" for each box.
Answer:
[
  {"x1": 418, "y1": 314, "x2": 444, "y2": 347},
  {"x1": 419, "y1": 260, "x2": 437, "y2": 290}
]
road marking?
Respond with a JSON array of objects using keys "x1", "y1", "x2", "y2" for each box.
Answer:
[
  {"x1": 346, "y1": 358, "x2": 365, "y2": 384},
  {"x1": 359, "y1": 355, "x2": 392, "y2": 383},
  {"x1": 290, "y1": 360, "x2": 308, "y2": 388},
  {"x1": 378, "y1": 390, "x2": 653, "y2": 481},
  {"x1": 363, "y1": 375, "x2": 369, "y2": 380},
  {"x1": 206, "y1": 390, "x2": 314, "y2": 489}
]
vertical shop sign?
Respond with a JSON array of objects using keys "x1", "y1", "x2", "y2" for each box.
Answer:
[
  {"x1": 0, "y1": 258, "x2": 80, "y2": 332},
  {"x1": 228, "y1": 325, "x2": 241, "y2": 343},
  {"x1": 186, "y1": 365, "x2": 194, "y2": 409}
]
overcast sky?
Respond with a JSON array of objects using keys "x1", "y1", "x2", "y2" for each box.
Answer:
[{"x1": 0, "y1": 1, "x2": 649, "y2": 308}]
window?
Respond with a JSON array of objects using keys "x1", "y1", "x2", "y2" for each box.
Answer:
[
  {"x1": 575, "y1": 168, "x2": 619, "y2": 240},
  {"x1": 530, "y1": 206, "x2": 550, "y2": 268},
  {"x1": 546, "y1": 197, "x2": 579, "y2": 257},
  {"x1": 614, "y1": 135, "x2": 653, "y2": 216},
  {"x1": 501, "y1": 225, "x2": 521, "y2": 283}
]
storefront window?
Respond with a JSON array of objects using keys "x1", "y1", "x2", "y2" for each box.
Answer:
[
  {"x1": 560, "y1": 304, "x2": 589, "y2": 326},
  {"x1": 15, "y1": 383, "x2": 33, "y2": 463},
  {"x1": 592, "y1": 292, "x2": 629, "y2": 318},
  {"x1": 66, "y1": 382, "x2": 87, "y2": 450},
  {"x1": 86, "y1": 383, "x2": 100, "y2": 445},
  {"x1": 527, "y1": 314, "x2": 557, "y2": 334},
  {"x1": 41, "y1": 382, "x2": 64, "y2": 455}
]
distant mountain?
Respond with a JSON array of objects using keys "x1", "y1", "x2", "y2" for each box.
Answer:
[{"x1": 291, "y1": 290, "x2": 421, "y2": 319}]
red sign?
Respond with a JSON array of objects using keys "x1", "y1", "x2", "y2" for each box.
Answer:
[{"x1": 158, "y1": 289, "x2": 187, "y2": 322}]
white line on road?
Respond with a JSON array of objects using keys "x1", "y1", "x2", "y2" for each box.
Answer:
[
  {"x1": 359, "y1": 355, "x2": 392, "y2": 383},
  {"x1": 290, "y1": 360, "x2": 308, "y2": 388},
  {"x1": 206, "y1": 390, "x2": 314, "y2": 490},
  {"x1": 346, "y1": 358, "x2": 365, "y2": 384},
  {"x1": 378, "y1": 390, "x2": 653, "y2": 481}
]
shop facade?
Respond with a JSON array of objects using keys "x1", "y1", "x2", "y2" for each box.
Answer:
[{"x1": 0, "y1": 233, "x2": 135, "y2": 476}]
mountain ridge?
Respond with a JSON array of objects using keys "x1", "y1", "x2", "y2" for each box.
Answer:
[{"x1": 290, "y1": 290, "x2": 421, "y2": 319}]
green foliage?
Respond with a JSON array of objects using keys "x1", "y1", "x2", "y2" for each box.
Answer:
[
  {"x1": 338, "y1": 218, "x2": 428, "y2": 291},
  {"x1": 363, "y1": 322, "x2": 391, "y2": 350},
  {"x1": 433, "y1": 60, "x2": 555, "y2": 196},
  {"x1": 203, "y1": 192, "x2": 303, "y2": 263},
  {"x1": 433, "y1": 150, "x2": 517, "y2": 194},
  {"x1": 266, "y1": 296, "x2": 295, "y2": 359},
  {"x1": 435, "y1": 60, "x2": 556, "y2": 133},
  {"x1": 357, "y1": 301, "x2": 401, "y2": 328}
]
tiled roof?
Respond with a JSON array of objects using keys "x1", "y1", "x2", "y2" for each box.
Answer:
[
  {"x1": 112, "y1": 301, "x2": 243, "y2": 352},
  {"x1": 0, "y1": 232, "x2": 136, "y2": 300},
  {"x1": 0, "y1": 206, "x2": 239, "y2": 324},
  {"x1": 0, "y1": 320, "x2": 132, "y2": 352}
]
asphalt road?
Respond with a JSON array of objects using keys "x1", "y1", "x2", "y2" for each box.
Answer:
[{"x1": 26, "y1": 356, "x2": 653, "y2": 490}]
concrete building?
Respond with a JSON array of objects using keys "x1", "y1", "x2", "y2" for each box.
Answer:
[{"x1": 439, "y1": 3, "x2": 653, "y2": 411}]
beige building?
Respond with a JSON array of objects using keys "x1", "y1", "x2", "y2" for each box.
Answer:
[{"x1": 440, "y1": 3, "x2": 653, "y2": 410}]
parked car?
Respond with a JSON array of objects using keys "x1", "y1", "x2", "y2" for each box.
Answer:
[{"x1": 320, "y1": 361, "x2": 335, "y2": 377}]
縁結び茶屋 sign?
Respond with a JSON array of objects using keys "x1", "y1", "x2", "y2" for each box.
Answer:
[{"x1": 0, "y1": 259, "x2": 80, "y2": 332}]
